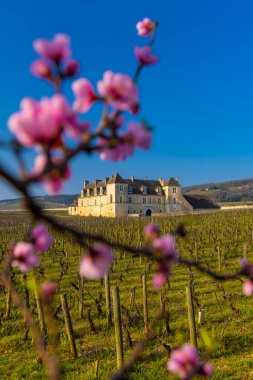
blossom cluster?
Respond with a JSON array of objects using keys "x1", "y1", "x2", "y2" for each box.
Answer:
[
  {"x1": 144, "y1": 223, "x2": 178, "y2": 288},
  {"x1": 11, "y1": 225, "x2": 53, "y2": 273},
  {"x1": 40, "y1": 281, "x2": 57, "y2": 303},
  {"x1": 240, "y1": 259, "x2": 253, "y2": 295},
  {"x1": 77, "y1": 224, "x2": 177, "y2": 284},
  {"x1": 167, "y1": 344, "x2": 213, "y2": 380},
  {"x1": 4, "y1": 17, "x2": 216, "y2": 379},
  {"x1": 79, "y1": 243, "x2": 115, "y2": 280},
  {"x1": 7, "y1": 17, "x2": 158, "y2": 195}
]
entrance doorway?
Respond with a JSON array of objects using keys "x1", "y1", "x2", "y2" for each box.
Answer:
[{"x1": 145, "y1": 209, "x2": 152, "y2": 216}]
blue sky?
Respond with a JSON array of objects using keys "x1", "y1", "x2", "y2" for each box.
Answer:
[{"x1": 1, "y1": 0, "x2": 253, "y2": 199}]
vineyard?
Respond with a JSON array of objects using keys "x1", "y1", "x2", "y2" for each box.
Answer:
[{"x1": 0, "y1": 210, "x2": 253, "y2": 380}]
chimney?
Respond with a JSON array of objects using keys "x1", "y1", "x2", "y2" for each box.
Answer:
[
  {"x1": 83, "y1": 180, "x2": 89, "y2": 188},
  {"x1": 158, "y1": 177, "x2": 164, "y2": 185},
  {"x1": 105, "y1": 177, "x2": 109, "y2": 184},
  {"x1": 94, "y1": 179, "x2": 101, "y2": 186},
  {"x1": 130, "y1": 176, "x2": 134, "y2": 182}
]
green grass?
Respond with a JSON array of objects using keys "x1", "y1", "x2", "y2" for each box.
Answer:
[{"x1": 0, "y1": 210, "x2": 253, "y2": 379}]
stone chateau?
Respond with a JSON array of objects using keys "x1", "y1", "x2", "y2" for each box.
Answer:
[{"x1": 68, "y1": 173, "x2": 198, "y2": 217}]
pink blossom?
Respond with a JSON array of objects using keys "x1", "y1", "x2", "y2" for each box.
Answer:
[
  {"x1": 167, "y1": 344, "x2": 213, "y2": 380},
  {"x1": 32, "y1": 155, "x2": 71, "y2": 194},
  {"x1": 202, "y1": 364, "x2": 214, "y2": 377},
  {"x1": 42, "y1": 173, "x2": 71, "y2": 194},
  {"x1": 31, "y1": 225, "x2": 53, "y2": 252},
  {"x1": 153, "y1": 269, "x2": 168, "y2": 288},
  {"x1": 30, "y1": 60, "x2": 53, "y2": 80},
  {"x1": 12, "y1": 242, "x2": 40, "y2": 273},
  {"x1": 145, "y1": 223, "x2": 160, "y2": 240},
  {"x1": 134, "y1": 46, "x2": 159, "y2": 66},
  {"x1": 97, "y1": 71, "x2": 139, "y2": 113},
  {"x1": 243, "y1": 279, "x2": 253, "y2": 296},
  {"x1": 98, "y1": 137, "x2": 134, "y2": 162},
  {"x1": 33, "y1": 34, "x2": 71, "y2": 64},
  {"x1": 152, "y1": 234, "x2": 177, "y2": 288},
  {"x1": 98, "y1": 122, "x2": 151, "y2": 162},
  {"x1": 72, "y1": 78, "x2": 97, "y2": 113},
  {"x1": 136, "y1": 18, "x2": 155, "y2": 37},
  {"x1": 79, "y1": 244, "x2": 114, "y2": 280},
  {"x1": 153, "y1": 234, "x2": 176, "y2": 257},
  {"x1": 8, "y1": 94, "x2": 71, "y2": 147},
  {"x1": 240, "y1": 260, "x2": 253, "y2": 295},
  {"x1": 126, "y1": 122, "x2": 152, "y2": 150},
  {"x1": 40, "y1": 281, "x2": 57, "y2": 303},
  {"x1": 152, "y1": 259, "x2": 173, "y2": 288},
  {"x1": 64, "y1": 60, "x2": 79, "y2": 78}
]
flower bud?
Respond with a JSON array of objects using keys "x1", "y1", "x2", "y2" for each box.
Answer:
[
  {"x1": 40, "y1": 281, "x2": 57, "y2": 303},
  {"x1": 64, "y1": 60, "x2": 79, "y2": 77},
  {"x1": 30, "y1": 60, "x2": 53, "y2": 80},
  {"x1": 144, "y1": 223, "x2": 160, "y2": 240}
]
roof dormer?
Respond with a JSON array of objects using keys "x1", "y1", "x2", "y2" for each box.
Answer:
[{"x1": 140, "y1": 185, "x2": 147, "y2": 194}]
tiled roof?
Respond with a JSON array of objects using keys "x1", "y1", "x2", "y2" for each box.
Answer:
[
  {"x1": 80, "y1": 174, "x2": 181, "y2": 197},
  {"x1": 166, "y1": 177, "x2": 180, "y2": 186},
  {"x1": 183, "y1": 194, "x2": 220, "y2": 209},
  {"x1": 124, "y1": 179, "x2": 164, "y2": 195},
  {"x1": 107, "y1": 173, "x2": 126, "y2": 184},
  {"x1": 86, "y1": 183, "x2": 95, "y2": 189}
]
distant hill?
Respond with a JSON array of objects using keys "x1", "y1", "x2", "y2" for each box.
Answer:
[
  {"x1": 0, "y1": 194, "x2": 78, "y2": 210},
  {"x1": 183, "y1": 178, "x2": 253, "y2": 203}
]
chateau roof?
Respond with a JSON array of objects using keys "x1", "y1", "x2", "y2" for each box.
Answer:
[
  {"x1": 124, "y1": 178, "x2": 164, "y2": 195},
  {"x1": 183, "y1": 194, "x2": 220, "y2": 209},
  {"x1": 107, "y1": 173, "x2": 125, "y2": 184},
  {"x1": 85, "y1": 179, "x2": 107, "y2": 190},
  {"x1": 166, "y1": 177, "x2": 180, "y2": 186},
  {"x1": 80, "y1": 174, "x2": 181, "y2": 197}
]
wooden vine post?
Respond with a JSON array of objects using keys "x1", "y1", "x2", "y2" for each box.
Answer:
[
  {"x1": 94, "y1": 360, "x2": 100, "y2": 379},
  {"x1": 217, "y1": 246, "x2": 222, "y2": 271},
  {"x1": 23, "y1": 274, "x2": 29, "y2": 310},
  {"x1": 104, "y1": 271, "x2": 112, "y2": 327},
  {"x1": 5, "y1": 283, "x2": 11, "y2": 319},
  {"x1": 34, "y1": 279, "x2": 47, "y2": 340},
  {"x1": 198, "y1": 309, "x2": 205, "y2": 324},
  {"x1": 60, "y1": 293, "x2": 77, "y2": 358},
  {"x1": 243, "y1": 243, "x2": 247, "y2": 260},
  {"x1": 130, "y1": 287, "x2": 136, "y2": 310},
  {"x1": 186, "y1": 285, "x2": 197, "y2": 347},
  {"x1": 78, "y1": 275, "x2": 84, "y2": 318},
  {"x1": 142, "y1": 274, "x2": 149, "y2": 333},
  {"x1": 112, "y1": 286, "x2": 124, "y2": 369},
  {"x1": 195, "y1": 242, "x2": 198, "y2": 261}
]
